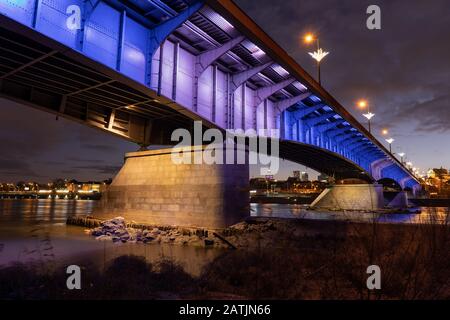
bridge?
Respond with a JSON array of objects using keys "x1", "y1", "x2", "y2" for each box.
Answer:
[{"x1": 0, "y1": 0, "x2": 420, "y2": 227}]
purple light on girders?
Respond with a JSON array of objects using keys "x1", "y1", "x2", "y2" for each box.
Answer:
[
  {"x1": 203, "y1": 7, "x2": 235, "y2": 33},
  {"x1": 309, "y1": 95, "x2": 321, "y2": 102},
  {"x1": 271, "y1": 64, "x2": 289, "y2": 77},
  {"x1": 241, "y1": 40, "x2": 266, "y2": 59},
  {"x1": 293, "y1": 81, "x2": 308, "y2": 92}
]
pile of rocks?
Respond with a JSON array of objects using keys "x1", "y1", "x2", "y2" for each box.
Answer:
[
  {"x1": 91, "y1": 217, "x2": 134, "y2": 243},
  {"x1": 90, "y1": 217, "x2": 221, "y2": 247}
]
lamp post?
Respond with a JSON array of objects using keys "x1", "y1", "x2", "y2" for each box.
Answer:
[
  {"x1": 304, "y1": 33, "x2": 329, "y2": 85},
  {"x1": 357, "y1": 100, "x2": 374, "y2": 133},
  {"x1": 397, "y1": 152, "x2": 405, "y2": 164},
  {"x1": 385, "y1": 138, "x2": 394, "y2": 153}
]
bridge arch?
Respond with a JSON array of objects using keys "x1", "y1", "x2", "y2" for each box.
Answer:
[
  {"x1": 377, "y1": 178, "x2": 402, "y2": 191},
  {"x1": 0, "y1": 0, "x2": 419, "y2": 191}
]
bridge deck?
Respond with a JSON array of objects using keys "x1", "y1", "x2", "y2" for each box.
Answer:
[{"x1": 0, "y1": 0, "x2": 419, "y2": 189}]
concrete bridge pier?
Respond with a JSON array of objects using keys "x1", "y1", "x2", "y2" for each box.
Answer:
[
  {"x1": 310, "y1": 184, "x2": 411, "y2": 211},
  {"x1": 94, "y1": 146, "x2": 249, "y2": 229},
  {"x1": 310, "y1": 184, "x2": 385, "y2": 211}
]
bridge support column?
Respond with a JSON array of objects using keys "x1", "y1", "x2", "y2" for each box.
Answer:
[
  {"x1": 310, "y1": 184, "x2": 384, "y2": 211},
  {"x1": 94, "y1": 146, "x2": 249, "y2": 228}
]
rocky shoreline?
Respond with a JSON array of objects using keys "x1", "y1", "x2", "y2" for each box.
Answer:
[
  {"x1": 69, "y1": 215, "x2": 308, "y2": 249},
  {"x1": 69, "y1": 216, "x2": 231, "y2": 248}
]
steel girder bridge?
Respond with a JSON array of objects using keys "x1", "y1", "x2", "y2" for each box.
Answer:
[{"x1": 0, "y1": 0, "x2": 419, "y2": 190}]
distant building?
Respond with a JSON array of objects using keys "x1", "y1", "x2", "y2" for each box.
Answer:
[
  {"x1": 425, "y1": 167, "x2": 450, "y2": 198},
  {"x1": 293, "y1": 171, "x2": 300, "y2": 179},
  {"x1": 300, "y1": 172, "x2": 309, "y2": 182},
  {"x1": 427, "y1": 168, "x2": 449, "y2": 179},
  {"x1": 317, "y1": 173, "x2": 329, "y2": 183}
]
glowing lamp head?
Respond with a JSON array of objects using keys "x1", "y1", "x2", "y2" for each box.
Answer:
[
  {"x1": 308, "y1": 48, "x2": 329, "y2": 62},
  {"x1": 304, "y1": 33, "x2": 315, "y2": 44},
  {"x1": 398, "y1": 152, "x2": 405, "y2": 157},
  {"x1": 385, "y1": 138, "x2": 394, "y2": 144},
  {"x1": 357, "y1": 100, "x2": 368, "y2": 109},
  {"x1": 382, "y1": 129, "x2": 389, "y2": 135},
  {"x1": 363, "y1": 112, "x2": 375, "y2": 120}
]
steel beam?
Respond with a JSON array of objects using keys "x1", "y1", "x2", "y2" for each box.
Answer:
[
  {"x1": 146, "y1": 1, "x2": 204, "y2": 86},
  {"x1": 230, "y1": 62, "x2": 272, "y2": 91},
  {"x1": 275, "y1": 91, "x2": 312, "y2": 115},
  {"x1": 66, "y1": 80, "x2": 115, "y2": 96},
  {"x1": 254, "y1": 77, "x2": 295, "y2": 106},
  {"x1": 32, "y1": 0, "x2": 42, "y2": 28},
  {"x1": 304, "y1": 112, "x2": 335, "y2": 127},
  {"x1": 116, "y1": 10, "x2": 127, "y2": 71},
  {"x1": 291, "y1": 103, "x2": 325, "y2": 121},
  {"x1": 194, "y1": 35, "x2": 245, "y2": 111},
  {"x1": 195, "y1": 36, "x2": 245, "y2": 77},
  {"x1": 172, "y1": 42, "x2": 179, "y2": 101},
  {"x1": 315, "y1": 118, "x2": 345, "y2": 132},
  {"x1": 337, "y1": 134, "x2": 362, "y2": 144},
  {"x1": 0, "y1": 50, "x2": 58, "y2": 80},
  {"x1": 347, "y1": 141, "x2": 367, "y2": 152}
]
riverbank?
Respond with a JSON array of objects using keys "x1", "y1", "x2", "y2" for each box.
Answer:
[
  {"x1": 2, "y1": 215, "x2": 449, "y2": 299},
  {"x1": 1, "y1": 199, "x2": 449, "y2": 299},
  {"x1": 410, "y1": 198, "x2": 450, "y2": 207}
]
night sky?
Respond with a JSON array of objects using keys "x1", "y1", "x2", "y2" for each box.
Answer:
[{"x1": 1, "y1": 0, "x2": 449, "y2": 183}]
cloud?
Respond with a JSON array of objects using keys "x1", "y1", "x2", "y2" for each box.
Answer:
[
  {"x1": 235, "y1": 0, "x2": 450, "y2": 134},
  {"x1": 0, "y1": 157, "x2": 39, "y2": 178},
  {"x1": 79, "y1": 144, "x2": 119, "y2": 153},
  {"x1": 73, "y1": 165, "x2": 122, "y2": 175},
  {"x1": 390, "y1": 94, "x2": 450, "y2": 133},
  {"x1": 66, "y1": 157, "x2": 106, "y2": 163}
]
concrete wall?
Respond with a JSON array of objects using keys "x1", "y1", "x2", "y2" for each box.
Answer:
[
  {"x1": 385, "y1": 191, "x2": 408, "y2": 208},
  {"x1": 310, "y1": 184, "x2": 384, "y2": 211},
  {"x1": 94, "y1": 147, "x2": 249, "y2": 229}
]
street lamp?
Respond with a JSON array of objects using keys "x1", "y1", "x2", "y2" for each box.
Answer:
[
  {"x1": 303, "y1": 33, "x2": 329, "y2": 85},
  {"x1": 357, "y1": 99, "x2": 374, "y2": 133},
  {"x1": 385, "y1": 138, "x2": 394, "y2": 153},
  {"x1": 397, "y1": 152, "x2": 405, "y2": 164}
]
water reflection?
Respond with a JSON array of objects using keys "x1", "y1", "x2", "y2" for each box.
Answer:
[
  {"x1": 0, "y1": 198, "x2": 95, "y2": 225},
  {"x1": 1, "y1": 199, "x2": 448, "y2": 274},
  {"x1": 0, "y1": 199, "x2": 222, "y2": 275},
  {"x1": 251, "y1": 203, "x2": 450, "y2": 224}
]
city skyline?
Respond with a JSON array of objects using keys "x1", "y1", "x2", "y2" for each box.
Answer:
[{"x1": 0, "y1": 0, "x2": 449, "y2": 182}]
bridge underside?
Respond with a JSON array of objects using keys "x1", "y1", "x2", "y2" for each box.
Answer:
[
  {"x1": 0, "y1": 18, "x2": 373, "y2": 181},
  {"x1": 0, "y1": 20, "x2": 203, "y2": 146},
  {"x1": 279, "y1": 140, "x2": 372, "y2": 181},
  {"x1": 0, "y1": 0, "x2": 420, "y2": 194}
]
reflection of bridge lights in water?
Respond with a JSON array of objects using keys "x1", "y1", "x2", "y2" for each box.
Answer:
[{"x1": 290, "y1": 205, "x2": 302, "y2": 216}]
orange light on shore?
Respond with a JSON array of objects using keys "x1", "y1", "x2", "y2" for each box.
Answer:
[{"x1": 382, "y1": 129, "x2": 389, "y2": 135}]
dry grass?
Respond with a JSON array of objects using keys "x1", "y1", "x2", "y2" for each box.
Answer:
[{"x1": 1, "y1": 210, "x2": 448, "y2": 300}]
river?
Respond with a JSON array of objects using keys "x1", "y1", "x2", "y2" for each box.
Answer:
[{"x1": 0, "y1": 199, "x2": 448, "y2": 274}]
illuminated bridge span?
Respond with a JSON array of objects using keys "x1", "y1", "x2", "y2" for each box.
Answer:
[{"x1": 0, "y1": 0, "x2": 420, "y2": 226}]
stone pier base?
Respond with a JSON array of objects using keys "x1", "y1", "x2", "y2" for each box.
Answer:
[
  {"x1": 94, "y1": 146, "x2": 249, "y2": 228},
  {"x1": 310, "y1": 184, "x2": 385, "y2": 211},
  {"x1": 384, "y1": 191, "x2": 408, "y2": 208}
]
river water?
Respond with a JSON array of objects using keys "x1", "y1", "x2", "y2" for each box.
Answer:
[{"x1": 0, "y1": 199, "x2": 448, "y2": 274}]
